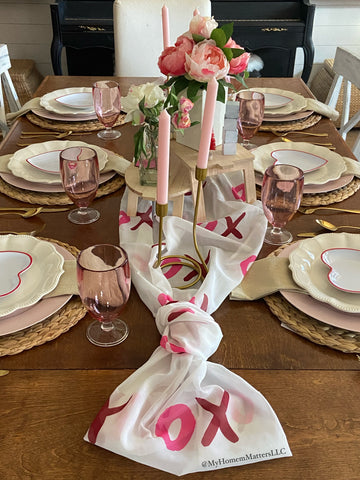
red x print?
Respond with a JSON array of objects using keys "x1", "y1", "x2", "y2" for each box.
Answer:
[
  {"x1": 222, "y1": 213, "x2": 246, "y2": 239},
  {"x1": 88, "y1": 396, "x2": 132, "y2": 444},
  {"x1": 131, "y1": 206, "x2": 153, "y2": 230}
]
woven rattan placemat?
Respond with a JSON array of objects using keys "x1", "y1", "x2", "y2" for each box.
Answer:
[
  {"x1": 0, "y1": 238, "x2": 87, "y2": 357},
  {"x1": 260, "y1": 113, "x2": 322, "y2": 132},
  {"x1": 263, "y1": 245, "x2": 360, "y2": 353},
  {"x1": 0, "y1": 174, "x2": 125, "y2": 205},
  {"x1": 26, "y1": 112, "x2": 126, "y2": 132}
]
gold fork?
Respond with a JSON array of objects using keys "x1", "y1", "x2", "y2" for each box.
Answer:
[
  {"x1": 270, "y1": 130, "x2": 328, "y2": 137},
  {"x1": 0, "y1": 224, "x2": 45, "y2": 236}
]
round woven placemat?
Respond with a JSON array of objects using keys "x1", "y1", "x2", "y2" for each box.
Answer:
[
  {"x1": 26, "y1": 111, "x2": 127, "y2": 132},
  {"x1": 263, "y1": 245, "x2": 360, "y2": 353},
  {"x1": 260, "y1": 113, "x2": 322, "y2": 132},
  {"x1": 0, "y1": 174, "x2": 125, "y2": 205},
  {"x1": 0, "y1": 238, "x2": 87, "y2": 357}
]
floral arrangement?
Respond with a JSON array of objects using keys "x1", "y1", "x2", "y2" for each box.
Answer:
[{"x1": 158, "y1": 14, "x2": 250, "y2": 103}]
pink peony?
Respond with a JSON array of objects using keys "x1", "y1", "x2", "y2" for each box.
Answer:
[
  {"x1": 185, "y1": 41, "x2": 229, "y2": 82},
  {"x1": 158, "y1": 35, "x2": 194, "y2": 77},
  {"x1": 179, "y1": 96, "x2": 194, "y2": 114},
  {"x1": 224, "y1": 38, "x2": 250, "y2": 75},
  {"x1": 189, "y1": 15, "x2": 218, "y2": 39},
  {"x1": 172, "y1": 112, "x2": 191, "y2": 129}
]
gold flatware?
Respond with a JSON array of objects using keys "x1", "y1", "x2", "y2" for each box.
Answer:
[
  {"x1": 297, "y1": 232, "x2": 318, "y2": 238},
  {"x1": 316, "y1": 219, "x2": 360, "y2": 232},
  {"x1": 0, "y1": 224, "x2": 45, "y2": 236},
  {"x1": 20, "y1": 131, "x2": 72, "y2": 140},
  {"x1": 21, "y1": 131, "x2": 92, "y2": 136},
  {"x1": 271, "y1": 130, "x2": 328, "y2": 137},
  {"x1": 299, "y1": 206, "x2": 360, "y2": 214},
  {"x1": 0, "y1": 207, "x2": 69, "y2": 218},
  {"x1": 280, "y1": 137, "x2": 335, "y2": 150}
]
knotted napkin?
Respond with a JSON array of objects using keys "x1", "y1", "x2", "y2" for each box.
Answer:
[
  {"x1": 44, "y1": 260, "x2": 78, "y2": 298},
  {"x1": 303, "y1": 98, "x2": 339, "y2": 122},
  {"x1": 84, "y1": 171, "x2": 292, "y2": 476},
  {"x1": 6, "y1": 98, "x2": 41, "y2": 123}
]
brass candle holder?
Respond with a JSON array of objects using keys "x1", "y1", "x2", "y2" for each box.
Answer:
[{"x1": 154, "y1": 166, "x2": 209, "y2": 289}]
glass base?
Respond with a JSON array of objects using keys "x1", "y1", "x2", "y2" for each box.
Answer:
[
  {"x1": 97, "y1": 129, "x2": 121, "y2": 140},
  {"x1": 139, "y1": 167, "x2": 157, "y2": 186},
  {"x1": 68, "y1": 208, "x2": 100, "y2": 225},
  {"x1": 240, "y1": 141, "x2": 257, "y2": 150},
  {"x1": 264, "y1": 226, "x2": 293, "y2": 245},
  {"x1": 86, "y1": 319, "x2": 129, "y2": 347}
]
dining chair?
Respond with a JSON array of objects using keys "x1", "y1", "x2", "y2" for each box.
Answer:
[
  {"x1": 0, "y1": 44, "x2": 21, "y2": 138},
  {"x1": 113, "y1": 0, "x2": 211, "y2": 77},
  {"x1": 326, "y1": 47, "x2": 360, "y2": 159}
]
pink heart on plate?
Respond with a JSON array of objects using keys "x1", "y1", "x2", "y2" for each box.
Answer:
[{"x1": 0, "y1": 250, "x2": 32, "y2": 297}]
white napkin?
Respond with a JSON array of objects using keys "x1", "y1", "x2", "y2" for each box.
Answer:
[
  {"x1": 6, "y1": 98, "x2": 41, "y2": 123},
  {"x1": 304, "y1": 98, "x2": 339, "y2": 122},
  {"x1": 83, "y1": 170, "x2": 292, "y2": 476},
  {"x1": 343, "y1": 156, "x2": 360, "y2": 177}
]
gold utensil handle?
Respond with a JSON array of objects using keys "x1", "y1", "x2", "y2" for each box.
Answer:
[{"x1": 301, "y1": 207, "x2": 360, "y2": 214}]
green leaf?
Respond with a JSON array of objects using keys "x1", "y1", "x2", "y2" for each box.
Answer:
[
  {"x1": 233, "y1": 73, "x2": 249, "y2": 89},
  {"x1": 173, "y1": 76, "x2": 191, "y2": 96},
  {"x1": 218, "y1": 78, "x2": 235, "y2": 91},
  {"x1": 133, "y1": 128, "x2": 145, "y2": 163},
  {"x1": 210, "y1": 28, "x2": 227, "y2": 48},
  {"x1": 220, "y1": 22, "x2": 233, "y2": 42},
  {"x1": 216, "y1": 81, "x2": 226, "y2": 103},
  {"x1": 187, "y1": 80, "x2": 203, "y2": 102},
  {"x1": 162, "y1": 76, "x2": 177, "y2": 88},
  {"x1": 192, "y1": 33, "x2": 205, "y2": 43},
  {"x1": 231, "y1": 47, "x2": 245, "y2": 58},
  {"x1": 222, "y1": 47, "x2": 233, "y2": 62}
]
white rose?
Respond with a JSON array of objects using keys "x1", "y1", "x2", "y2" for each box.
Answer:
[{"x1": 121, "y1": 82, "x2": 166, "y2": 124}]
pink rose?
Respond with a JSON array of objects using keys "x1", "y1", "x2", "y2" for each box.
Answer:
[
  {"x1": 172, "y1": 112, "x2": 191, "y2": 129},
  {"x1": 158, "y1": 35, "x2": 194, "y2": 77},
  {"x1": 185, "y1": 41, "x2": 229, "y2": 82},
  {"x1": 224, "y1": 38, "x2": 250, "y2": 75},
  {"x1": 189, "y1": 15, "x2": 218, "y2": 39},
  {"x1": 179, "y1": 96, "x2": 194, "y2": 114}
]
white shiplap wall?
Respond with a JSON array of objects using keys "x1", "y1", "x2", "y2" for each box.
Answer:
[
  {"x1": 0, "y1": 0, "x2": 54, "y2": 77},
  {"x1": 295, "y1": 0, "x2": 360, "y2": 83}
]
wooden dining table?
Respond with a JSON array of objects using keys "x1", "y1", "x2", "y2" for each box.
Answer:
[{"x1": 0, "y1": 75, "x2": 359, "y2": 480}]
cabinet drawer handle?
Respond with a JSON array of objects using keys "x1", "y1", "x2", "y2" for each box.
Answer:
[{"x1": 261, "y1": 27, "x2": 288, "y2": 32}]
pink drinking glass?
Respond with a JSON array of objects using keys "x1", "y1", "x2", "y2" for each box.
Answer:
[
  {"x1": 60, "y1": 146, "x2": 100, "y2": 224},
  {"x1": 77, "y1": 244, "x2": 131, "y2": 347},
  {"x1": 261, "y1": 164, "x2": 304, "y2": 245},
  {"x1": 236, "y1": 90, "x2": 265, "y2": 149},
  {"x1": 92, "y1": 80, "x2": 122, "y2": 140}
]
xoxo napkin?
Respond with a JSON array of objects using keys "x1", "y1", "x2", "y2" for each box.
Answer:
[{"x1": 84, "y1": 171, "x2": 292, "y2": 475}]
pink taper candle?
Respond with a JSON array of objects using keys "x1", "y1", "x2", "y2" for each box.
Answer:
[
  {"x1": 162, "y1": 5, "x2": 170, "y2": 49},
  {"x1": 193, "y1": 8, "x2": 200, "y2": 15},
  {"x1": 157, "y1": 110, "x2": 170, "y2": 205},
  {"x1": 197, "y1": 77, "x2": 219, "y2": 169}
]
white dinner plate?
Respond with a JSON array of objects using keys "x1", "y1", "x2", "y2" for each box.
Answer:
[
  {"x1": 55, "y1": 92, "x2": 94, "y2": 110},
  {"x1": 31, "y1": 106, "x2": 97, "y2": 122},
  {"x1": 263, "y1": 92, "x2": 293, "y2": 110},
  {"x1": 278, "y1": 242, "x2": 360, "y2": 333},
  {"x1": 271, "y1": 149, "x2": 328, "y2": 173},
  {"x1": 0, "y1": 251, "x2": 32, "y2": 296},
  {"x1": 249, "y1": 87, "x2": 307, "y2": 116},
  {"x1": 0, "y1": 235, "x2": 64, "y2": 317},
  {"x1": 289, "y1": 233, "x2": 360, "y2": 313},
  {"x1": 0, "y1": 243, "x2": 74, "y2": 336},
  {"x1": 8, "y1": 141, "x2": 108, "y2": 185},
  {"x1": 253, "y1": 142, "x2": 346, "y2": 185},
  {"x1": 321, "y1": 248, "x2": 360, "y2": 293},
  {"x1": 263, "y1": 110, "x2": 313, "y2": 123},
  {"x1": 40, "y1": 87, "x2": 95, "y2": 116}
]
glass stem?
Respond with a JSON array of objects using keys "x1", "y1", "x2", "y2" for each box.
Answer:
[
  {"x1": 271, "y1": 226, "x2": 282, "y2": 235},
  {"x1": 101, "y1": 321, "x2": 114, "y2": 332}
]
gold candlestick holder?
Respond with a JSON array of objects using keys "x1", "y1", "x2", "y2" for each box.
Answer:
[{"x1": 154, "y1": 166, "x2": 209, "y2": 289}]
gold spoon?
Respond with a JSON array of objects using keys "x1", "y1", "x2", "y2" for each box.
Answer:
[
  {"x1": 280, "y1": 137, "x2": 335, "y2": 148},
  {"x1": 299, "y1": 206, "x2": 360, "y2": 214},
  {"x1": 316, "y1": 219, "x2": 360, "y2": 232},
  {"x1": 0, "y1": 224, "x2": 45, "y2": 236},
  {"x1": 20, "y1": 131, "x2": 72, "y2": 140},
  {"x1": 271, "y1": 130, "x2": 328, "y2": 137},
  {"x1": 0, "y1": 207, "x2": 69, "y2": 218}
]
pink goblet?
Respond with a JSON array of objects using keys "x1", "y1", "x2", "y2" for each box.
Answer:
[
  {"x1": 261, "y1": 164, "x2": 304, "y2": 245},
  {"x1": 92, "y1": 80, "x2": 122, "y2": 140},
  {"x1": 77, "y1": 244, "x2": 131, "y2": 347},
  {"x1": 236, "y1": 90, "x2": 265, "y2": 149}
]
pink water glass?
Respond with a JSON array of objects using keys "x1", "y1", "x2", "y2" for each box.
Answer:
[
  {"x1": 261, "y1": 164, "x2": 304, "y2": 245},
  {"x1": 60, "y1": 146, "x2": 100, "y2": 224},
  {"x1": 236, "y1": 90, "x2": 265, "y2": 149},
  {"x1": 77, "y1": 244, "x2": 131, "y2": 347},
  {"x1": 92, "y1": 80, "x2": 122, "y2": 140}
]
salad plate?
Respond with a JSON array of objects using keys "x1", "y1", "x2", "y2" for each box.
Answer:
[
  {"x1": 0, "y1": 251, "x2": 32, "y2": 296},
  {"x1": 271, "y1": 148, "x2": 328, "y2": 173},
  {"x1": 40, "y1": 87, "x2": 95, "y2": 116},
  {"x1": 55, "y1": 92, "x2": 93, "y2": 110},
  {"x1": 0, "y1": 235, "x2": 64, "y2": 317},
  {"x1": 278, "y1": 242, "x2": 360, "y2": 333},
  {"x1": 253, "y1": 142, "x2": 346, "y2": 185},
  {"x1": 321, "y1": 248, "x2": 360, "y2": 293},
  {"x1": 263, "y1": 92, "x2": 293, "y2": 109},
  {"x1": 8, "y1": 140, "x2": 108, "y2": 184},
  {"x1": 0, "y1": 243, "x2": 74, "y2": 336},
  {"x1": 289, "y1": 233, "x2": 360, "y2": 313},
  {"x1": 31, "y1": 106, "x2": 97, "y2": 122},
  {"x1": 249, "y1": 87, "x2": 307, "y2": 116}
]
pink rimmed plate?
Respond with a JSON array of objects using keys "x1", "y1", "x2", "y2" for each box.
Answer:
[
  {"x1": 272, "y1": 148, "x2": 328, "y2": 173},
  {"x1": 321, "y1": 248, "x2": 360, "y2": 293},
  {"x1": 55, "y1": 92, "x2": 93, "y2": 110},
  {"x1": 0, "y1": 251, "x2": 32, "y2": 296}
]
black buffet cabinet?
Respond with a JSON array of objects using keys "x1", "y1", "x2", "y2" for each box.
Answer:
[{"x1": 50, "y1": 0, "x2": 315, "y2": 82}]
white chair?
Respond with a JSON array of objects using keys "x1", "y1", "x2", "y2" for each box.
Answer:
[
  {"x1": 113, "y1": 0, "x2": 211, "y2": 77},
  {"x1": 326, "y1": 47, "x2": 360, "y2": 159},
  {"x1": 0, "y1": 44, "x2": 21, "y2": 137}
]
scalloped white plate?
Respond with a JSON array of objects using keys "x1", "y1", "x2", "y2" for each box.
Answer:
[
  {"x1": 321, "y1": 248, "x2": 360, "y2": 293},
  {"x1": 55, "y1": 92, "x2": 93, "y2": 110},
  {"x1": 40, "y1": 87, "x2": 95, "y2": 116},
  {"x1": 26, "y1": 151, "x2": 60, "y2": 175},
  {"x1": 249, "y1": 87, "x2": 307, "y2": 116},
  {"x1": 0, "y1": 251, "x2": 32, "y2": 296},
  {"x1": 289, "y1": 233, "x2": 360, "y2": 313},
  {"x1": 8, "y1": 140, "x2": 108, "y2": 184},
  {"x1": 253, "y1": 142, "x2": 346, "y2": 185},
  {"x1": 272, "y1": 148, "x2": 328, "y2": 173},
  {"x1": 0, "y1": 235, "x2": 64, "y2": 317},
  {"x1": 264, "y1": 92, "x2": 293, "y2": 109}
]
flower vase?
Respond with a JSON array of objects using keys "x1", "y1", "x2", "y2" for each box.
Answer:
[
  {"x1": 138, "y1": 126, "x2": 158, "y2": 186},
  {"x1": 175, "y1": 88, "x2": 227, "y2": 151}
]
